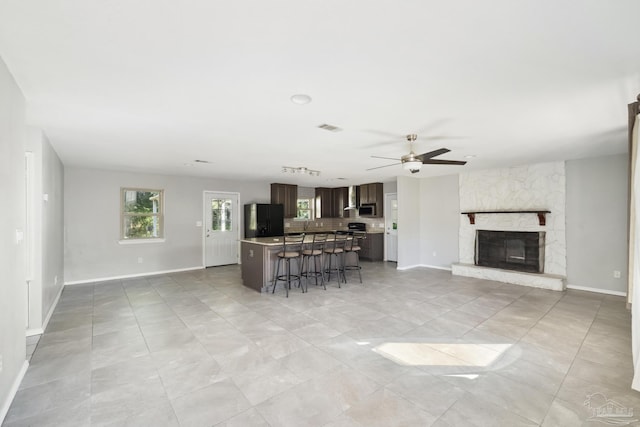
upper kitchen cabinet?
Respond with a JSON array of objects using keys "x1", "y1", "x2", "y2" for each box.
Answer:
[
  {"x1": 315, "y1": 186, "x2": 349, "y2": 218},
  {"x1": 332, "y1": 187, "x2": 349, "y2": 218},
  {"x1": 271, "y1": 183, "x2": 298, "y2": 218},
  {"x1": 314, "y1": 187, "x2": 333, "y2": 218},
  {"x1": 358, "y1": 182, "x2": 384, "y2": 217}
]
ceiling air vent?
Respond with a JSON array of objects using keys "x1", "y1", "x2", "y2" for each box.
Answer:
[{"x1": 317, "y1": 123, "x2": 342, "y2": 132}]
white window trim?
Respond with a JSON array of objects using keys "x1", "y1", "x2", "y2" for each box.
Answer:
[
  {"x1": 121, "y1": 187, "x2": 165, "y2": 240},
  {"x1": 118, "y1": 238, "x2": 166, "y2": 245}
]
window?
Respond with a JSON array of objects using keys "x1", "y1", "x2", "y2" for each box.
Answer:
[
  {"x1": 211, "y1": 198, "x2": 233, "y2": 231},
  {"x1": 297, "y1": 198, "x2": 313, "y2": 220},
  {"x1": 121, "y1": 188, "x2": 164, "y2": 240}
]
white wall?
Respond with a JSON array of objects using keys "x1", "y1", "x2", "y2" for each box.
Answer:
[
  {"x1": 420, "y1": 175, "x2": 460, "y2": 269},
  {"x1": 566, "y1": 153, "x2": 629, "y2": 293},
  {"x1": 397, "y1": 176, "x2": 421, "y2": 269},
  {"x1": 25, "y1": 129, "x2": 65, "y2": 333},
  {"x1": 64, "y1": 167, "x2": 270, "y2": 283},
  {"x1": 0, "y1": 56, "x2": 28, "y2": 422}
]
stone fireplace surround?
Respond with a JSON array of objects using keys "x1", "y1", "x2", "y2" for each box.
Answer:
[{"x1": 451, "y1": 161, "x2": 567, "y2": 291}]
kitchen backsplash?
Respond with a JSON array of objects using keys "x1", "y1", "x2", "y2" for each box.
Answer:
[{"x1": 285, "y1": 216, "x2": 386, "y2": 233}]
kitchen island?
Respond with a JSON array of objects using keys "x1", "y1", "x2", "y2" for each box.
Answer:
[
  {"x1": 241, "y1": 232, "x2": 383, "y2": 292},
  {"x1": 241, "y1": 237, "x2": 289, "y2": 292}
]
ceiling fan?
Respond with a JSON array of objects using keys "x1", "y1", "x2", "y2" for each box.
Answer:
[{"x1": 367, "y1": 134, "x2": 467, "y2": 174}]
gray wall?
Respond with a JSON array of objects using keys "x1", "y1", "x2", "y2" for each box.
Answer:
[
  {"x1": 64, "y1": 167, "x2": 270, "y2": 283},
  {"x1": 397, "y1": 176, "x2": 421, "y2": 269},
  {"x1": 0, "y1": 56, "x2": 27, "y2": 421},
  {"x1": 41, "y1": 134, "x2": 65, "y2": 323},
  {"x1": 420, "y1": 174, "x2": 460, "y2": 269},
  {"x1": 24, "y1": 129, "x2": 65, "y2": 332},
  {"x1": 566, "y1": 153, "x2": 629, "y2": 293}
]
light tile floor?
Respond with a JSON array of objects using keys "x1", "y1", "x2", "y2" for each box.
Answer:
[{"x1": 3, "y1": 263, "x2": 638, "y2": 426}]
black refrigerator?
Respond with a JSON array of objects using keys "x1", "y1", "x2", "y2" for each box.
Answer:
[{"x1": 244, "y1": 204, "x2": 284, "y2": 238}]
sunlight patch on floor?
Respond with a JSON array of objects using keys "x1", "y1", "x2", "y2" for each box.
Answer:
[{"x1": 372, "y1": 342, "x2": 512, "y2": 367}]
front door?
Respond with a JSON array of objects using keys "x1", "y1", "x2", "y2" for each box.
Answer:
[
  {"x1": 384, "y1": 192, "x2": 398, "y2": 262},
  {"x1": 204, "y1": 192, "x2": 239, "y2": 267}
]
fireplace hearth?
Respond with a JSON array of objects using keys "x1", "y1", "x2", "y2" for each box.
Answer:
[{"x1": 475, "y1": 230, "x2": 545, "y2": 273}]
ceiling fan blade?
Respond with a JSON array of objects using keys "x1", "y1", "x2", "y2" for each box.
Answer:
[
  {"x1": 366, "y1": 162, "x2": 401, "y2": 171},
  {"x1": 371, "y1": 155, "x2": 400, "y2": 161},
  {"x1": 421, "y1": 135, "x2": 467, "y2": 141},
  {"x1": 422, "y1": 159, "x2": 467, "y2": 165},
  {"x1": 362, "y1": 129, "x2": 404, "y2": 139},
  {"x1": 415, "y1": 148, "x2": 450, "y2": 160},
  {"x1": 416, "y1": 118, "x2": 452, "y2": 135}
]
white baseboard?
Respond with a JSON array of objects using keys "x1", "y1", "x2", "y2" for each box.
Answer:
[
  {"x1": 396, "y1": 264, "x2": 422, "y2": 271},
  {"x1": 26, "y1": 328, "x2": 43, "y2": 337},
  {"x1": 566, "y1": 284, "x2": 627, "y2": 297},
  {"x1": 0, "y1": 360, "x2": 29, "y2": 425},
  {"x1": 396, "y1": 264, "x2": 452, "y2": 272},
  {"x1": 39, "y1": 282, "x2": 64, "y2": 333},
  {"x1": 64, "y1": 266, "x2": 205, "y2": 285}
]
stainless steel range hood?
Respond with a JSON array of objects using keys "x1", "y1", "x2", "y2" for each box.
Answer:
[{"x1": 344, "y1": 185, "x2": 358, "y2": 210}]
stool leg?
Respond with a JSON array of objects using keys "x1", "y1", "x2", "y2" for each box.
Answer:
[
  {"x1": 272, "y1": 258, "x2": 281, "y2": 294},
  {"x1": 319, "y1": 254, "x2": 326, "y2": 290}
]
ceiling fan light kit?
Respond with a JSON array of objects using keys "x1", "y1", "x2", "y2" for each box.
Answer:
[
  {"x1": 402, "y1": 159, "x2": 422, "y2": 173},
  {"x1": 367, "y1": 133, "x2": 467, "y2": 173}
]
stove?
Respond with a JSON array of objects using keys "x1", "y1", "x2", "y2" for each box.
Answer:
[{"x1": 347, "y1": 222, "x2": 367, "y2": 232}]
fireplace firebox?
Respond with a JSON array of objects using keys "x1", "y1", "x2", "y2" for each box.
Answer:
[{"x1": 475, "y1": 230, "x2": 545, "y2": 273}]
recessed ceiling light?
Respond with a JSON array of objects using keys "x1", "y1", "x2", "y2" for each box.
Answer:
[
  {"x1": 464, "y1": 155, "x2": 476, "y2": 159},
  {"x1": 290, "y1": 94, "x2": 312, "y2": 105}
]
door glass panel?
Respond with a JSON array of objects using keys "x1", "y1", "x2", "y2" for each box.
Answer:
[{"x1": 211, "y1": 198, "x2": 233, "y2": 231}]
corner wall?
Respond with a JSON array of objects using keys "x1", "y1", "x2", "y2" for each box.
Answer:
[
  {"x1": 0, "y1": 56, "x2": 28, "y2": 422},
  {"x1": 419, "y1": 175, "x2": 460, "y2": 269},
  {"x1": 397, "y1": 176, "x2": 421, "y2": 269},
  {"x1": 566, "y1": 153, "x2": 629, "y2": 294}
]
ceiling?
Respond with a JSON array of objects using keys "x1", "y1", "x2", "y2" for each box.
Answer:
[{"x1": 1, "y1": 1, "x2": 639, "y2": 187}]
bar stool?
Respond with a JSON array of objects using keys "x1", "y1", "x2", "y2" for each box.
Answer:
[
  {"x1": 324, "y1": 232, "x2": 347, "y2": 286},
  {"x1": 272, "y1": 233, "x2": 305, "y2": 297},
  {"x1": 344, "y1": 231, "x2": 365, "y2": 283},
  {"x1": 301, "y1": 233, "x2": 328, "y2": 291}
]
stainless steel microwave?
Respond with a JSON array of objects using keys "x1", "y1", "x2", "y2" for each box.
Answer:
[{"x1": 358, "y1": 204, "x2": 375, "y2": 216}]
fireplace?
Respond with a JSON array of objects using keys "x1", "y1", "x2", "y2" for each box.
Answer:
[{"x1": 475, "y1": 230, "x2": 545, "y2": 273}]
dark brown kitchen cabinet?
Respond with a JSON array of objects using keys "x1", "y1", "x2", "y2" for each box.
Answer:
[
  {"x1": 358, "y1": 233, "x2": 383, "y2": 261},
  {"x1": 358, "y1": 182, "x2": 384, "y2": 218},
  {"x1": 314, "y1": 187, "x2": 332, "y2": 218},
  {"x1": 332, "y1": 187, "x2": 349, "y2": 218},
  {"x1": 316, "y1": 187, "x2": 349, "y2": 218},
  {"x1": 271, "y1": 183, "x2": 298, "y2": 218}
]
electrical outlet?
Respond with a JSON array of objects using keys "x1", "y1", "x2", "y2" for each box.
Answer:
[
  {"x1": 137, "y1": 257, "x2": 143, "y2": 264},
  {"x1": 432, "y1": 251, "x2": 437, "y2": 257},
  {"x1": 613, "y1": 270, "x2": 621, "y2": 279},
  {"x1": 0, "y1": 354, "x2": 3, "y2": 373},
  {"x1": 195, "y1": 221, "x2": 202, "y2": 227}
]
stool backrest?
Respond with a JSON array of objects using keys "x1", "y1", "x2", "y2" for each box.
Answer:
[
  {"x1": 310, "y1": 233, "x2": 328, "y2": 251},
  {"x1": 283, "y1": 233, "x2": 305, "y2": 252},
  {"x1": 327, "y1": 232, "x2": 348, "y2": 253},
  {"x1": 352, "y1": 231, "x2": 366, "y2": 245}
]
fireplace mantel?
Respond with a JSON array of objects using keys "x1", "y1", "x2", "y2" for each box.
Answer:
[{"x1": 461, "y1": 210, "x2": 551, "y2": 226}]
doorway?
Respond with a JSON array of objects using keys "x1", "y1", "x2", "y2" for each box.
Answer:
[
  {"x1": 384, "y1": 192, "x2": 398, "y2": 262},
  {"x1": 203, "y1": 192, "x2": 240, "y2": 267}
]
